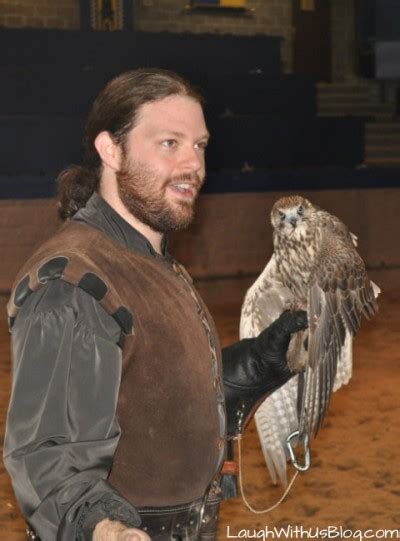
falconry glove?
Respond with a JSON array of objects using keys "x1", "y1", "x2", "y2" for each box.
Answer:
[{"x1": 222, "y1": 310, "x2": 308, "y2": 437}]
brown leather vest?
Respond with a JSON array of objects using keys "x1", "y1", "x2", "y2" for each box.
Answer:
[{"x1": 8, "y1": 221, "x2": 226, "y2": 507}]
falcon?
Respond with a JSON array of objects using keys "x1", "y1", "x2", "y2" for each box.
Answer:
[{"x1": 240, "y1": 195, "x2": 380, "y2": 486}]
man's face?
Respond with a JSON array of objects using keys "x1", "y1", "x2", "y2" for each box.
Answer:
[{"x1": 116, "y1": 94, "x2": 209, "y2": 233}]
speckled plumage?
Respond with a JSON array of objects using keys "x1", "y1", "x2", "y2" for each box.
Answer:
[{"x1": 240, "y1": 195, "x2": 380, "y2": 486}]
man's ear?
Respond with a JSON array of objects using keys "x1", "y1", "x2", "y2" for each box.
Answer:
[{"x1": 94, "y1": 131, "x2": 121, "y2": 171}]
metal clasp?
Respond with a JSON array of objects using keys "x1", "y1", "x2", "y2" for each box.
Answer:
[{"x1": 286, "y1": 430, "x2": 311, "y2": 472}]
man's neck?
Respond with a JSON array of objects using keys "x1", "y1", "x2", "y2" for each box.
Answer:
[{"x1": 99, "y1": 182, "x2": 163, "y2": 255}]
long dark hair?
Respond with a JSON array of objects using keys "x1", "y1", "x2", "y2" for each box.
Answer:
[{"x1": 57, "y1": 68, "x2": 204, "y2": 220}]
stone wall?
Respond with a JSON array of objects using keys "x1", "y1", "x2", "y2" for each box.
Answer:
[
  {"x1": 0, "y1": 0, "x2": 363, "y2": 81},
  {"x1": 135, "y1": 0, "x2": 293, "y2": 73},
  {"x1": 0, "y1": 0, "x2": 293, "y2": 72},
  {"x1": 0, "y1": 0, "x2": 80, "y2": 29},
  {"x1": 330, "y1": 0, "x2": 358, "y2": 82}
]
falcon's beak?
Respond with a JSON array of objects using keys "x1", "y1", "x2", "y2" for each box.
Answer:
[{"x1": 290, "y1": 217, "x2": 297, "y2": 227}]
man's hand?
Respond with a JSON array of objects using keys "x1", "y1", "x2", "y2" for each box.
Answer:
[
  {"x1": 254, "y1": 309, "x2": 308, "y2": 359},
  {"x1": 93, "y1": 518, "x2": 151, "y2": 541},
  {"x1": 222, "y1": 310, "x2": 308, "y2": 435}
]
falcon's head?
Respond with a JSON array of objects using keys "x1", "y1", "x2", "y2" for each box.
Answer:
[{"x1": 271, "y1": 195, "x2": 315, "y2": 235}]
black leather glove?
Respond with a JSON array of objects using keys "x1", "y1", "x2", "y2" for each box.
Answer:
[{"x1": 222, "y1": 310, "x2": 308, "y2": 437}]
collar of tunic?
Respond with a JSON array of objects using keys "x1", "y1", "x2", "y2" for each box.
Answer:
[{"x1": 73, "y1": 192, "x2": 169, "y2": 258}]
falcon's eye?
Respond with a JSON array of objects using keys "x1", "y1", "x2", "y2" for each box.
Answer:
[
  {"x1": 278, "y1": 211, "x2": 286, "y2": 220},
  {"x1": 297, "y1": 205, "x2": 304, "y2": 215}
]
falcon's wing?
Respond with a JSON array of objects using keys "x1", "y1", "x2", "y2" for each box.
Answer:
[
  {"x1": 299, "y1": 223, "x2": 379, "y2": 441},
  {"x1": 240, "y1": 254, "x2": 294, "y2": 339},
  {"x1": 254, "y1": 331, "x2": 354, "y2": 487},
  {"x1": 254, "y1": 377, "x2": 299, "y2": 486},
  {"x1": 241, "y1": 255, "x2": 300, "y2": 486}
]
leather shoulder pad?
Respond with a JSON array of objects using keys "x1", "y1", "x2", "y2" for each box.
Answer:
[{"x1": 8, "y1": 224, "x2": 134, "y2": 336}]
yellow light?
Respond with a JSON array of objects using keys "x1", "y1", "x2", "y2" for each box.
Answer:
[{"x1": 220, "y1": 0, "x2": 247, "y2": 7}]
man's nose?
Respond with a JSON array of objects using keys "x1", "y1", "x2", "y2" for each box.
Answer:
[{"x1": 181, "y1": 146, "x2": 203, "y2": 172}]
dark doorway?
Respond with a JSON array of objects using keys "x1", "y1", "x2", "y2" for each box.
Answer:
[{"x1": 292, "y1": 0, "x2": 331, "y2": 81}]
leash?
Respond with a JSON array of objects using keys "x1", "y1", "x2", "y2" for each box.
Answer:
[{"x1": 236, "y1": 431, "x2": 305, "y2": 514}]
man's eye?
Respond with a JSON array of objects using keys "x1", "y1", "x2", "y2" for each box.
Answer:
[
  {"x1": 195, "y1": 141, "x2": 208, "y2": 151},
  {"x1": 161, "y1": 140, "x2": 177, "y2": 149}
]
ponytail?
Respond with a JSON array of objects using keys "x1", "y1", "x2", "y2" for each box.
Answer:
[{"x1": 57, "y1": 165, "x2": 99, "y2": 220}]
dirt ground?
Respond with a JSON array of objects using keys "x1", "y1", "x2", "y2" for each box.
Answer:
[{"x1": 0, "y1": 280, "x2": 399, "y2": 540}]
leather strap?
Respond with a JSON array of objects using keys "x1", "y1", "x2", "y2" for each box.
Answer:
[{"x1": 138, "y1": 493, "x2": 222, "y2": 541}]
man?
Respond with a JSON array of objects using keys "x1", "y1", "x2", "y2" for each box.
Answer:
[{"x1": 4, "y1": 69, "x2": 307, "y2": 541}]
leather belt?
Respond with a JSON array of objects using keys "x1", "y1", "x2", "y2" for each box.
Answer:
[
  {"x1": 26, "y1": 487, "x2": 222, "y2": 541},
  {"x1": 137, "y1": 489, "x2": 222, "y2": 541}
]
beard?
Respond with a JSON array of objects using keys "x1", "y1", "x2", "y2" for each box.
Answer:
[{"x1": 116, "y1": 154, "x2": 204, "y2": 234}]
